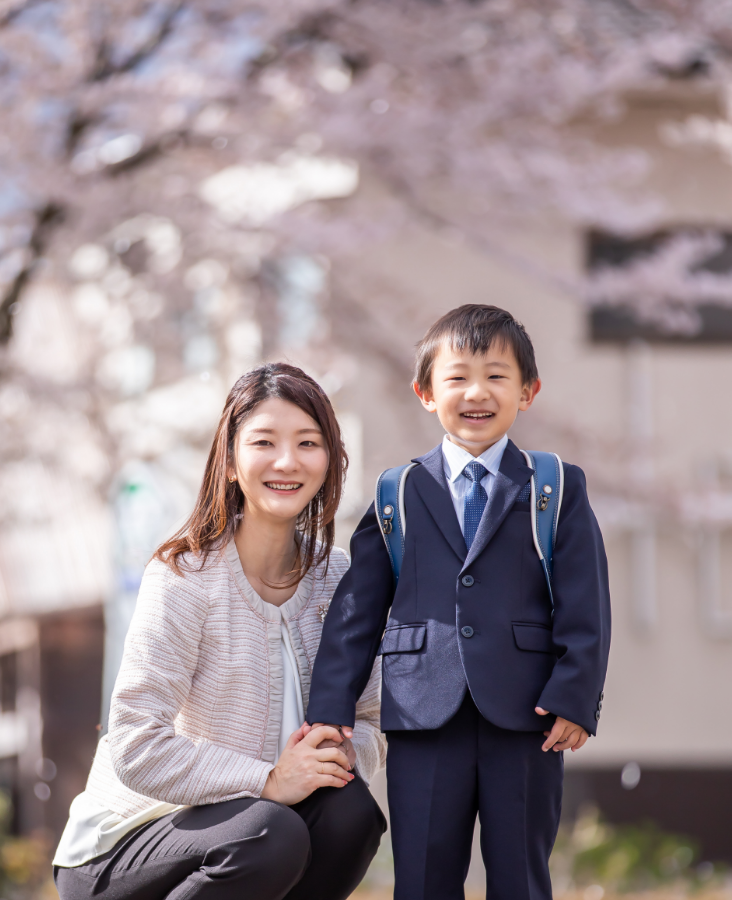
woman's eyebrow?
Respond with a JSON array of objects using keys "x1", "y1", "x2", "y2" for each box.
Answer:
[{"x1": 246, "y1": 427, "x2": 322, "y2": 435}]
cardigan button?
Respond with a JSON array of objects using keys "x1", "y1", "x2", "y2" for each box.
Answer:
[
  {"x1": 461, "y1": 575, "x2": 475, "y2": 587},
  {"x1": 461, "y1": 626, "x2": 474, "y2": 638}
]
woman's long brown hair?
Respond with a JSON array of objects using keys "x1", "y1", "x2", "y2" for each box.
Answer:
[{"x1": 154, "y1": 363, "x2": 348, "y2": 583}]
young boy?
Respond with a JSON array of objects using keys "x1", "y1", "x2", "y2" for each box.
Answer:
[{"x1": 307, "y1": 305, "x2": 611, "y2": 900}]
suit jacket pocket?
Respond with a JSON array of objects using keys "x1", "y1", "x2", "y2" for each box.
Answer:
[
  {"x1": 378, "y1": 623, "x2": 426, "y2": 655},
  {"x1": 512, "y1": 622, "x2": 554, "y2": 654}
]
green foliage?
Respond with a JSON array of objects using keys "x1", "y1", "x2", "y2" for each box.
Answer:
[
  {"x1": 0, "y1": 792, "x2": 53, "y2": 900},
  {"x1": 550, "y1": 806, "x2": 727, "y2": 894}
]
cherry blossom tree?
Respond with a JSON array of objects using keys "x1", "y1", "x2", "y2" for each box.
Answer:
[{"x1": 0, "y1": 0, "x2": 731, "y2": 582}]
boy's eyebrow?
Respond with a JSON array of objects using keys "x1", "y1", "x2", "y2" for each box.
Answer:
[{"x1": 442, "y1": 359, "x2": 512, "y2": 370}]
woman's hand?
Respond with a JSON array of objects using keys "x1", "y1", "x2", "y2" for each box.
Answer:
[
  {"x1": 305, "y1": 722, "x2": 357, "y2": 771},
  {"x1": 260, "y1": 725, "x2": 353, "y2": 806}
]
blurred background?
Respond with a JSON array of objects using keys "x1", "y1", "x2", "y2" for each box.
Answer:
[{"x1": 0, "y1": 1, "x2": 731, "y2": 897}]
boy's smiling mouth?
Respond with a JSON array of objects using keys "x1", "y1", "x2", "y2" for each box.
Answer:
[{"x1": 461, "y1": 412, "x2": 494, "y2": 420}]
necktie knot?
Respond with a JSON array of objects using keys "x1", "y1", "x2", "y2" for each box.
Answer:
[{"x1": 463, "y1": 461, "x2": 488, "y2": 484}]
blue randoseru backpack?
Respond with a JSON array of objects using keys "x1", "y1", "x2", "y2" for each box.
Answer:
[{"x1": 375, "y1": 450, "x2": 564, "y2": 613}]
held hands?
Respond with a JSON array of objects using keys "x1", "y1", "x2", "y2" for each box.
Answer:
[
  {"x1": 260, "y1": 724, "x2": 354, "y2": 806},
  {"x1": 535, "y1": 708, "x2": 589, "y2": 753},
  {"x1": 306, "y1": 722, "x2": 357, "y2": 771}
]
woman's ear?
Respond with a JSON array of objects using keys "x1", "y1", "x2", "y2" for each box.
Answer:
[{"x1": 413, "y1": 381, "x2": 437, "y2": 413}]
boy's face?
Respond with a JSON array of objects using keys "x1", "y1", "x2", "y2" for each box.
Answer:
[{"x1": 414, "y1": 341, "x2": 541, "y2": 457}]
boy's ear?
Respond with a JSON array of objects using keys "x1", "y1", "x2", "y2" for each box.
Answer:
[
  {"x1": 519, "y1": 378, "x2": 542, "y2": 411},
  {"x1": 413, "y1": 381, "x2": 437, "y2": 413}
]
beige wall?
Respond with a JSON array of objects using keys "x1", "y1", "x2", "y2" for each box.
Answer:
[{"x1": 328, "y1": 87, "x2": 732, "y2": 768}]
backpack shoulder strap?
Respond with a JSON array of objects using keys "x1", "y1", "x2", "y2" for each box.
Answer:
[
  {"x1": 375, "y1": 463, "x2": 417, "y2": 586},
  {"x1": 519, "y1": 450, "x2": 564, "y2": 611}
]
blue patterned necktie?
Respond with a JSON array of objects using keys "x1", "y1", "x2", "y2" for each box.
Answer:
[{"x1": 463, "y1": 461, "x2": 489, "y2": 550}]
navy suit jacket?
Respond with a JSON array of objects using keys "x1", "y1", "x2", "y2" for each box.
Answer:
[{"x1": 307, "y1": 439, "x2": 611, "y2": 737}]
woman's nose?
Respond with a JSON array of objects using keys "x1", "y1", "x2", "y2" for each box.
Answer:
[{"x1": 272, "y1": 448, "x2": 298, "y2": 470}]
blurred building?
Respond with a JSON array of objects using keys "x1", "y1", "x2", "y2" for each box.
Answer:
[
  {"x1": 0, "y1": 70, "x2": 731, "y2": 885},
  {"x1": 327, "y1": 80, "x2": 732, "y2": 872}
]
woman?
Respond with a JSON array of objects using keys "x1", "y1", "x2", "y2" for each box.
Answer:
[{"x1": 53, "y1": 363, "x2": 387, "y2": 900}]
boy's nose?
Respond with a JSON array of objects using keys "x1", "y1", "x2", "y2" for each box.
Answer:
[{"x1": 464, "y1": 382, "x2": 490, "y2": 400}]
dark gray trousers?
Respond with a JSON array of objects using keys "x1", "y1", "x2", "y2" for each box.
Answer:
[{"x1": 55, "y1": 776, "x2": 386, "y2": 900}]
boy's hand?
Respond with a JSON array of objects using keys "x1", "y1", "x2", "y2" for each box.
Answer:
[
  {"x1": 305, "y1": 722, "x2": 356, "y2": 771},
  {"x1": 535, "y1": 708, "x2": 589, "y2": 752}
]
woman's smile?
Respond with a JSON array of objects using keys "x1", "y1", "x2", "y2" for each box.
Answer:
[{"x1": 264, "y1": 481, "x2": 303, "y2": 492}]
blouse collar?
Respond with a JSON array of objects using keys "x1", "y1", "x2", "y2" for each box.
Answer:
[{"x1": 224, "y1": 540, "x2": 315, "y2": 622}]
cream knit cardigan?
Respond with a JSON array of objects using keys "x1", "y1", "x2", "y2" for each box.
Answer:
[{"x1": 84, "y1": 541, "x2": 385, "y2": 817}]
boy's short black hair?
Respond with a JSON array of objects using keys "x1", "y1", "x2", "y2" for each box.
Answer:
[{"x1": 414, "y1": 304, "x2": 539, "y2": 391}]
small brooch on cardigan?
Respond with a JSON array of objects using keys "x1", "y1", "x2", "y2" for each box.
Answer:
[{"x1": 317, "y1": 603, "x2": 330, "y2": 623}]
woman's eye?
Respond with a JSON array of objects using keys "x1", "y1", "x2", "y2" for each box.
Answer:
[
  {"x1": 253, "y1": 440, "x2": 272, "y2": 446},
  {"x1": 300, "y1": 440, "x2": 317, "y2": 447}
]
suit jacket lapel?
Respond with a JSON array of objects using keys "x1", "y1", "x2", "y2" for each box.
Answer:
[
  {"x1": 461, "y1": 439, "x2": 533, "y2": 573},
  {"x1": 411, "y1": 445, "x2": 467, "y2": 565}
]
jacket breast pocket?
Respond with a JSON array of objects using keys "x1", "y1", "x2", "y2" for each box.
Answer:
[
  {"x1": 512, "y1": 622, "x2": 554, "y2": 654},
  {"x1": 378, "y1": 623, "x2": 426, "y2": 655}
]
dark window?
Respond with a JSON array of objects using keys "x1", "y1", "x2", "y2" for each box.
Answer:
[
  {"x1": 0, "y1": 653, "x2": 17, "y2": 713},
  {"x1": 587, "y1": 229, "x2": 732, "y2": 343}
]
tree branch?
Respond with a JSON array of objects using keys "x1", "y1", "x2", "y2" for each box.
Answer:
[
  {"x1": 0, "y1": 203, "x2": 65, "y2": 345},
  {"x1": 89, "y1": 1, "x2": 184, "y2": 82}
]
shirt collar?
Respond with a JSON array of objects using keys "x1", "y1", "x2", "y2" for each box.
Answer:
[{"x1": 441, "y1": 433, "x2": 509, "y2": 484}]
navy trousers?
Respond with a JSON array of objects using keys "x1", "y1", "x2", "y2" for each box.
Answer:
[{"x1": 386, "y1": 693, "x2": 563, "y2": 900}]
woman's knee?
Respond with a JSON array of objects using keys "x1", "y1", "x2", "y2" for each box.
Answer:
[
  {"x1": 247, "y1": 801, "x2": 311, "y2": 880},
  {"x1": 309, "y1": 778, "x2": 387, "y2": 853},
  {"x1": 197, "y1": 801, "x2": 311, "y2": 899}
]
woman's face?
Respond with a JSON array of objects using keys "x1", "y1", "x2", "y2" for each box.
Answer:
[{"x1": 232, "y1": 397, "x2": 330, "y2": 523}]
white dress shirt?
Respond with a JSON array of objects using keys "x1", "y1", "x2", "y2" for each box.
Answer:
[{"x1": 441, "y1": 434, "x2": 509, "y2": 537}]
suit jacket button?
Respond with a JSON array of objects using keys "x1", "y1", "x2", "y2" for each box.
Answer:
[
  {"x1": 600, "y1": 691, "x2": 605, "y2": 701},
  {"x1": 461, "y1": 626, "x2": 474, "y2": 638},
  {"x1": 598, "y1": 701, "x2": 603, "y2": 710},
  {"x1": 595, "y1": 710, "x2": 601, "y2": 721},
  {"x1": 461, "y1": 575, "x2": 475, "y2": 587}
]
